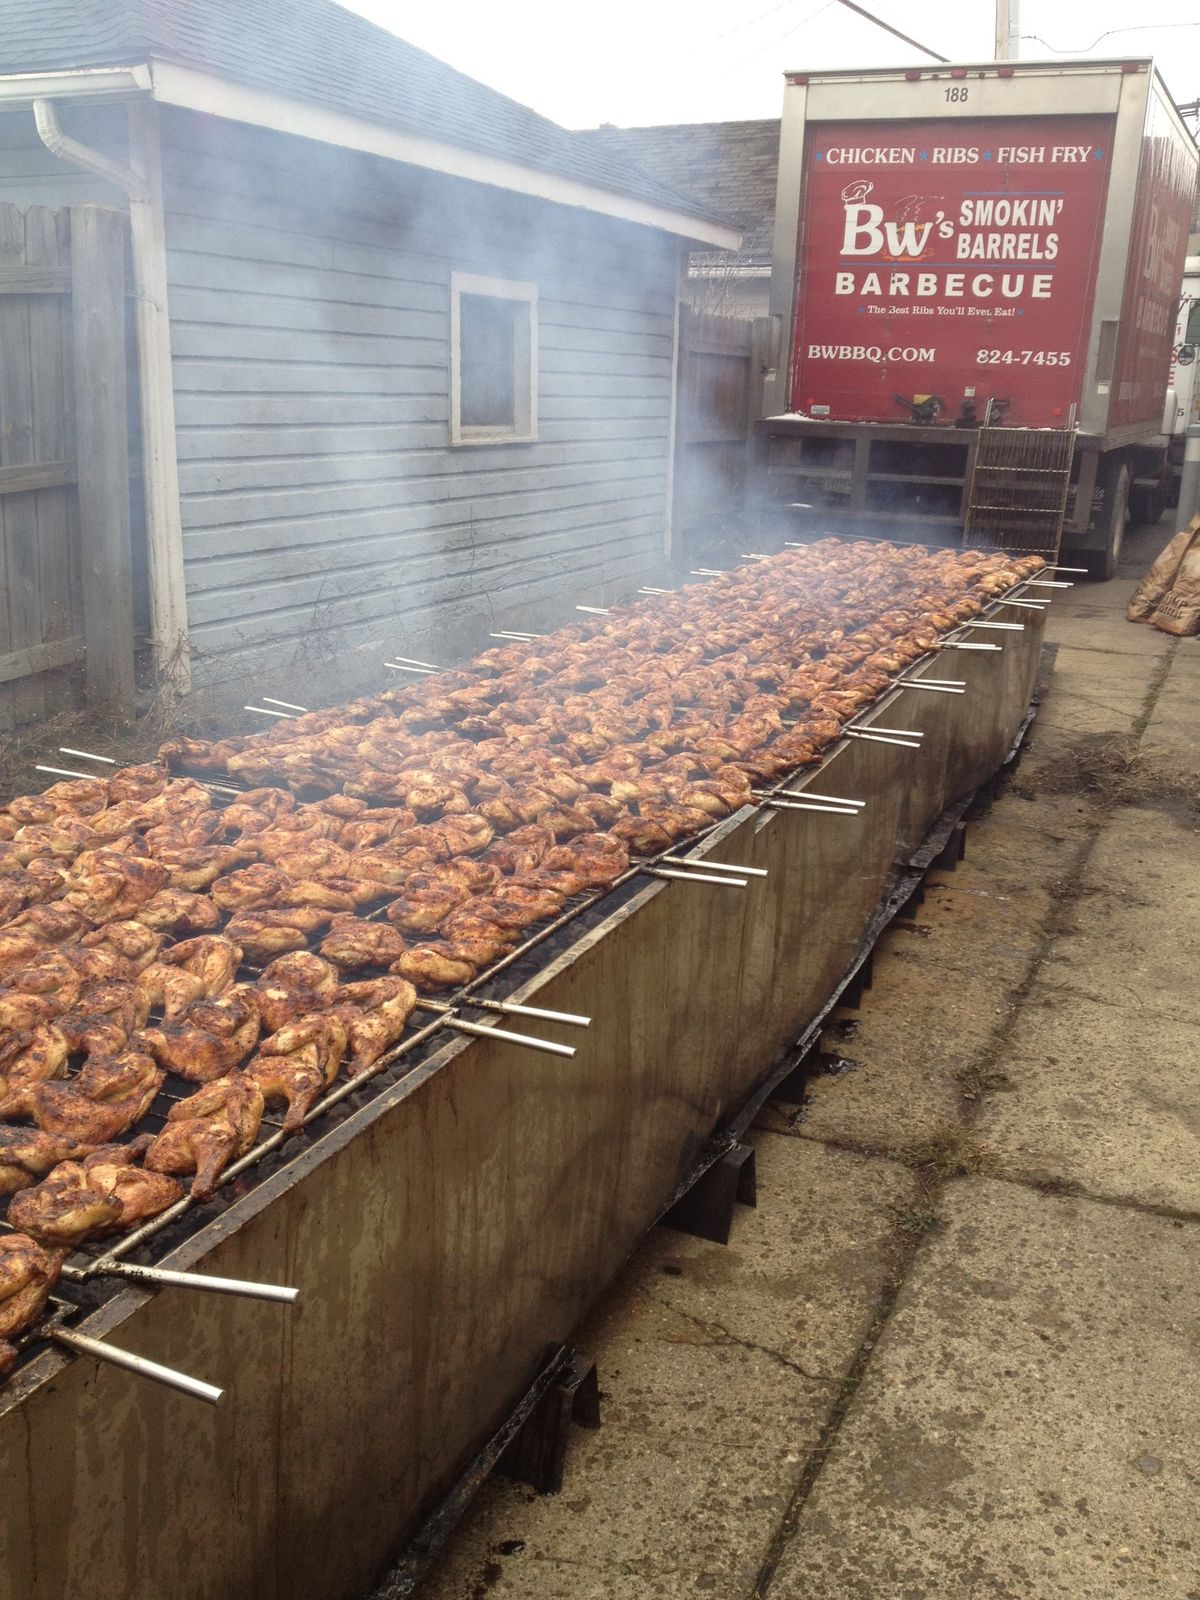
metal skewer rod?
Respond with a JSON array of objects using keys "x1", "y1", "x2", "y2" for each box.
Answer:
[
  {"x1": 780, "y1": 790, "x2": 865, "y2": 807},
  {"x1": 465, "y1": 997, "x2": 591, "y2": 1027},
  {"x1": 739, "y1": 553, "x2": 771, "y2": 561},
  {"x1": 899, "y1": 680, "x2": 966, "y2": 694},
  {"x1": 50, "y1": 1326, "x2": 224, "y2": 1406},
  {"x1": 1044, "y1": 564, "x2": 1088, "y2": 573},
  {"x1": 262, "y1": 696, "x2": 309, "y2": 712},
  {"x1": 843, "y1": 730, "x2": 923, "y2": 749},
  {"x1": 941, "y1": 641, "x2": 1002, "y2": 651},
  {"x1": 575, "y1": 605, "x2": 610, "y2": 615},
  {"x1": 848, "y1": 724, "x2": 924, "y2": 738},
  {"x1": 757, "y1": 795, "x2": 861, "y2": 815},
  {"x1": 689, "y1": 568, "x2": 728, "y2": 576},
  {"x1": 994, "y1": 598, "x2": 1049, "y2": 609},
  {"x1": 647, "y1": 866, "x2": 748, "y2": 887},
  {"x1": 1023, "y1": 579, "x2": 1073, "y2": 588},
  {"x1": 962, "y1": 620, "x2": 1024, "y2": 631},
  {"x1": 384, "y1": 661, "x2": 438, "y2": 674},
  {"x1": 244, "y1": 705, "x2": 296, "y2": 719},
  {"x1": 661, "y1": 856, "x2": 768, "y2": 877},
  {"x1": 489, "y1": 631, "x2": 543, "y2": 641},
  {"x1": 35, "y1": 764, "x2": 95, "y2": 780},
  {"x1": 59, "y1": 746, "x2": 116, "y2": 764},
  {"x1": 63, "y1": 1260, "x2": 300, "y2": 1304},
  {"x1": 637, "y1": 586, "x2": 674, "y2": 595},
  {"x1": 388, "y1": 655, "x2": 441, "y2": 670},
  {"x1": 900, "y1": 676, "x2": 967, "y2": 688},
  {"x1": 444, "y1": 1017, "x2": 576, "y2": 1058}
]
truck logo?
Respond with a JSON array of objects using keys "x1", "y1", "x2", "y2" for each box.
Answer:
[{"x1": 841, "y1": 191, "x2": 944, "y2": 258}]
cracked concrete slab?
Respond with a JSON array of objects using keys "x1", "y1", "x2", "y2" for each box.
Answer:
[
  {"x1": 885, "y1": 875, "x2": 1052, "y2": 987},
  {"x1": 1047, "y1": 643, "x2": 1165, "y2": 686},
  {"x1": 1079, "y1": 805, "x2": 1200, "y2": 907},
  {"x1": 948, "y1": 794, "x2": 1098, "y2": 889},
  {"x1": 1033, "y1": 888, "x2": 1200, "y2": 1025},
  {"x1": 422, "y1": 1139, "x2": 915, "y2": 1599},
  {"x1": 978, "y1": 987, "x2": 1200, "y2": 1211},
  {"x1": 1042, "y1": 612, "x2": 1175, "y2": 658},
  {"x1": 766, "y1": 1179, "x2": 1200, "y2": 1600},
  {"x1": 1141, "y1": 685, "x2": 1200, "y2": 783},
  {"x1": 761, "y1": 956, "x2": 1013, "y2": 1151},
  {"x1": 1030, "y1": 673, "x2": 1148, "y2": 737}
]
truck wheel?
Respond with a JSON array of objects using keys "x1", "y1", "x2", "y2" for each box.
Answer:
[
  {"x1": 1073, "y1": 459, "x2": 1130, "y2": 581},
  {"x1": 1129, "y1": 477, "x2": 1166, "y2": 526}
]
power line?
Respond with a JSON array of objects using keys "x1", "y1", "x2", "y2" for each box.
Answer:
[
  {"x1": 711, "y1": 0, "x2": 816, "y2": 45},
  {"x1": 725, "y1": 0, "x2": 837, "y2": 72},
  {"x1": 833, "y1": 0, "x2": 949, "y2": 64},
  {"x1": 1020, "y1": 20, "x2": 1200, "y2": 55}
]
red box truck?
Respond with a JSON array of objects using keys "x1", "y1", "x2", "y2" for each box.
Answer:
[{"x1": 757, "y1": 59, "x2": 1198, "y2": 575}]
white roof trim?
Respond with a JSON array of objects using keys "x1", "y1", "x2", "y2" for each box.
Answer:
[
  {"x1": 0, "y1": 65, "x2": 152, "y2": 102},
  {"x1": 147, "y1": 59, "x2": 741, "y2": 249}
]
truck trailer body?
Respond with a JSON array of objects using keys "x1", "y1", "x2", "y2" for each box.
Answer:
[
  {"x1": 1167, "y1": 254, "x2": 1200, "y2": 440},
  {"x1": 759, "y1": 59, "x2": 1198, "y2": 574}
]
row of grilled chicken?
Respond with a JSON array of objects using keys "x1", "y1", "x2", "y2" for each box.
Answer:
[
  {"x1": 0, "y1": 540, "x2": 1044, "y2": 1374},
  {"x1": 0, "y1": 943, "x2": 422, "y2": 1373},
  {"x1": 164, "y1": 542, "x2": 1041, "y2": 795}
]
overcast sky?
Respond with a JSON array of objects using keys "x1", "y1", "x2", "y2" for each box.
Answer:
[{"x1": 342, "y1": 0, "x2": 1199, "y2": 129}]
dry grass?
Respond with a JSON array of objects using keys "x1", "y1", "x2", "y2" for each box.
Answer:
[
  {"x1": 0, "y1": 685, "x2": 228, "y2": 806},
  {"x1": 901, "y1": 1125, "x2": 994, "y2": 1180},
  {"x1": 1017, "y1": 732, "x2": 1200, "y2": 817}
]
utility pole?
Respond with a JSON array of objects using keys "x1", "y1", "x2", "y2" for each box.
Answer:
[{"x1": 995, "y1": 0, "x2": 1019, "y2": 60}]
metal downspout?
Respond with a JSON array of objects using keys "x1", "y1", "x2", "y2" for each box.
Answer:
[{"x1": 33, "y1": 96, "x2": 191, "y2": 695}]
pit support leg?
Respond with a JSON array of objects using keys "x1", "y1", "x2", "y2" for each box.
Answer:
[
  {"x1": 933, "y1": 821, "x2": 967, "y2": 872},
  {"x1": 662, "y1": 1143, "x2": 757, "y2": 1246},
  {"x1": 498, "y1": 1351, "x2": 601, "y2": 1494}
]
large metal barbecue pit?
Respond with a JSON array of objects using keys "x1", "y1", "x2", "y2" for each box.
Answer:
[{"x1": 0, "y1": 556, "x2": 1050, "y2": 1600}]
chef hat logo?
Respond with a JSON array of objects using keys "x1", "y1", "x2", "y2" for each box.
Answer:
[{"x1": 841, "y1": 180, "x2": 873, "y2": 203}]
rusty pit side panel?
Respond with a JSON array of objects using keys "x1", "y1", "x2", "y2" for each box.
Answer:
[{"x1": 0, "y1": 617, "x2": 1045, "y2": 1600}]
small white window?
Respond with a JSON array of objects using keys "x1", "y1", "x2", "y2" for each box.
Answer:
[{"x1": 450, "y1": 272, "x2": 538, "y2": 445}]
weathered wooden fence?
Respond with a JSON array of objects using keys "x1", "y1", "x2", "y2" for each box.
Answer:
[
  {"x1": 0, "y1": 201, "x2": 134, "y2": 729},
  {"x1": 674, "y1": 309, "x2": 768, "y2": 546}
]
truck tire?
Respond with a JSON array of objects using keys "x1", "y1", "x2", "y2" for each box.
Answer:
[
  {"x1": 1130, "y1": 476, "x2": 1167, "y2": 526},
  {"x1": 1068, "y1": 457, "x2": 1130, "y2": 581}
]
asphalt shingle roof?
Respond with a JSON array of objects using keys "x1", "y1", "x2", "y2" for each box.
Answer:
[
  {"x1": 0, "y1": 0, "x2": 729, "y2": 231},
  {"x1": 583, "y1": 119, "x2": 780, "y2": 267}
]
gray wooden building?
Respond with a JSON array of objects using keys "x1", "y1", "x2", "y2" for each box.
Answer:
[
  {"x1": 587, "y1": 120, "x2": 780, "y2": 319},
  {"x1": 0, "y1": 0, "x2": 735, "y2": 707}
]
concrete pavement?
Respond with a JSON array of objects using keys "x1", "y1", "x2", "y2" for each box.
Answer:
[{"x1": 421, "y1": 523, "x2": 1200, "y2": 1600}]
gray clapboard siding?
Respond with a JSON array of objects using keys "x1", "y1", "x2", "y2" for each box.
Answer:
[
  {"x1": 182, "y1": 432, "x2": 668, "y2": 481},
  {"x1": 189, "y1": 523, "x2": 664, "y2": 663},
  {"x1": 178, "y1": 433, "x2": 666, "y2": 490},
  {"x1": 186, "y1": 506, "x2": 666, "y2": 625},
  {"x1": 170, "y1": 325, "x2": 448, "y2": 366},
  {"x1": 189, "y1": 531, "x2": 663, "y2": 649},
  {"x1": 158, "y1": 106, "x2": 681, "y2": 685},
  {"x1": 166, "y1": 286, "x2": 447, "y2": 339},
  {"x1": 174, "y1": 394, "x2": 450, "y2": 426},
  {"x1": 170, "y1": 359, "x2": 446, "y2": 395},
  {"x1": 174, "y1": 424, "x2": 451, "y2": 462},
  {"x1": 165, "y1": 250, "x2": 450, "y2": 309},
  {"x1": 181, "y1": 484, "x2": 669, "y2": 575},
  {"x1": 185, "y1": 476, "x2": 669, "y2": 581},
  {"x1": 162, "y1": 142, "x2": 677, "y2": 284},
  {"x1": 179, "y1": 462, "x2": 670, "y2": 534},
  {"x1": 180, "y1": 487, "x2": 668, "y2": 566}
]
